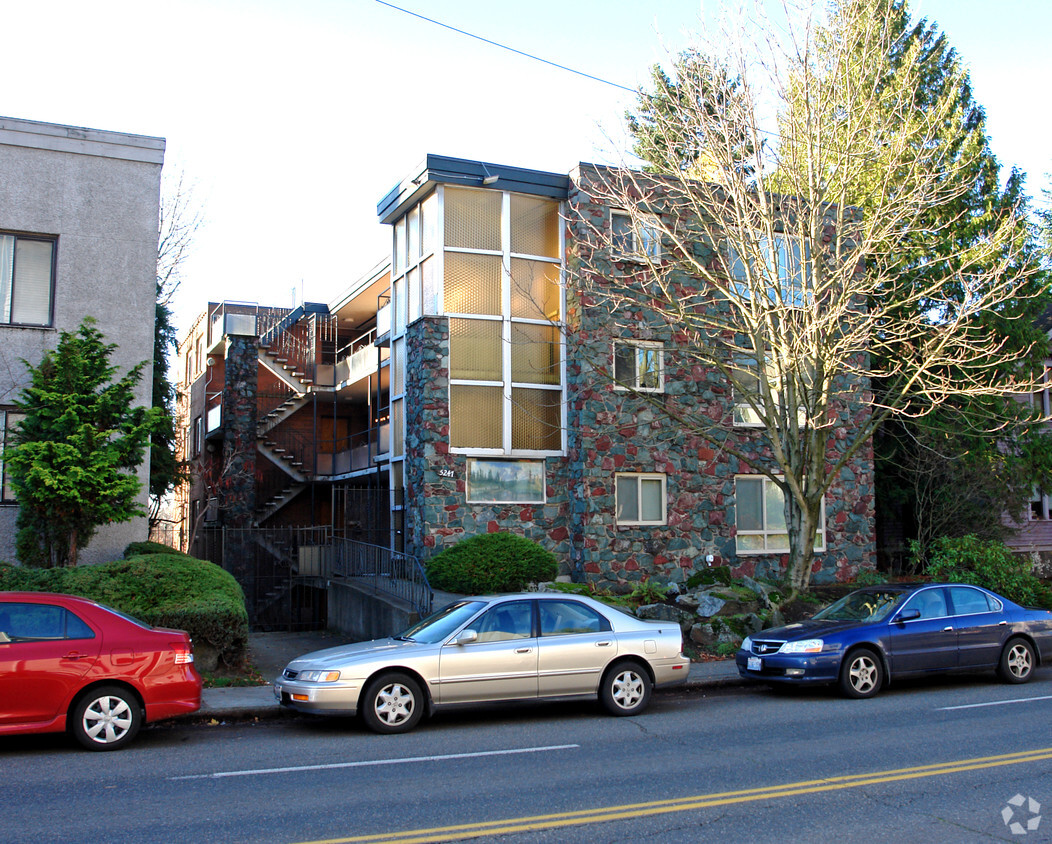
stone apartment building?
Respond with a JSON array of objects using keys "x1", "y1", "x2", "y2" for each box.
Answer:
[
  {"x1": 177, "y1": 154, "x2": 875, "y2": 590},
  {"x1": 0, "y1": 117, "x2": 164, "y2": 565}
]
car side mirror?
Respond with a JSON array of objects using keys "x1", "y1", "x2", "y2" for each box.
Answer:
[
  {"x1": 897, "y1": 609, "x2": 920, "y2": 623},
  {"x1": 454, "y1": 629, "x2": 478, "y2": 646}
]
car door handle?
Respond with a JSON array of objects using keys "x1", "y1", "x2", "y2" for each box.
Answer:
[
  {"x1": 596, "y1": 641, "x2": 612, "y2": 647},
  {"x1": 999, "y1": 621, "x2": 1007, "y2": 626},
  {"x1": 64, "y1": 652, "x2": 89, "y2": 660},
  {"x1": 515, "y1": 648, "x2": 532, "y2": 654},
  {"x1": 943, "y1": 626, "x2": 953, "y2": 632}
]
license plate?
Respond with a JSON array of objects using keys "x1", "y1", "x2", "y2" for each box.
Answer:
[{"x1": 747, "y1": 656, "x2": 762, "y2": 672}]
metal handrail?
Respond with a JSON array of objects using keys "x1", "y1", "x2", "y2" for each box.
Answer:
[{"x1": 328, "y1": 537, "x2": 432, "y2": 618}]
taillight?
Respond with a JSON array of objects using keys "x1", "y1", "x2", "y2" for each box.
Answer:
[{"x1": 171, "y1": 643, "x2": 194, "y2": 664}]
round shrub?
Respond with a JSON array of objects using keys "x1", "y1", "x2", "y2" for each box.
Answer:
[{"x1": 425, "y1": 532, "x2": 558, "y2": 594}]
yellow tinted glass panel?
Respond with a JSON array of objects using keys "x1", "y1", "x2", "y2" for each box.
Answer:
[
  {"x1": 450, "y1": 318, "x2": 502, "y2": 381},
  {"x1": 510, "y1": 194, "x2": 559, "y2": 258},
  {"x1": 512, "y1": 387, "x2": 561, "y2": 451},
  {"x1": 445, "y1": 252, "x2": 502, "y2": 316},
  {"x1": 445, "y1": 188, "x2": 501, "y2": 251},
  {"x1": 451, "y1": 385, "x2": 503, "y2": 448},
  {"x1": 510, "y1": 259, "x2": 560, "y2": 321},
  {"x1": 511, "y1": 322, "x2": 560, "y2": 385}
]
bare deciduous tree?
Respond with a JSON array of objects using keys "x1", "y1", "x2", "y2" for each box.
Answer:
[{"x1": 585, "y1": 0, "x2": 1043, "y2": 594}]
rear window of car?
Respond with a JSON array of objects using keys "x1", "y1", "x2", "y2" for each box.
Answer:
[
  {"x1": 0, "y1": 603, "x2": 96, "y2": 641},
  {"x1": 949, "y1": 586, "x2": 1000, "y2": 615},
  {"x1": 538, "y1": 600, "x2": 611, "y2": 636}
]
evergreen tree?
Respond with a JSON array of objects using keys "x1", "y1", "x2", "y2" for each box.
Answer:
[
  {"x1": 626, "y1": 49, "x2": 755, "y2": 180},
  {"x1": 149, "y1": 287, "x2": 181, "y2": 514},
  {"x1": 7, "y1": 319, "x2": 159, "y2": 566},
  {"x1": 804, "y1": 0, "x2": 1052, "y2": 562}
]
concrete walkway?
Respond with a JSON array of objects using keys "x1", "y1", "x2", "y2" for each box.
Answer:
[{"x1": 197, "y1": 630, "x2": 746, "y2": 720}]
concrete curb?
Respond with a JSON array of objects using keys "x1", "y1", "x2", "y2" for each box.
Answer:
[{"x1": 196, "y1": 661, "x2": 748, "y2": 721}]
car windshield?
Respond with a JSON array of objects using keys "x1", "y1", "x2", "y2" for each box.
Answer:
[
  {"x1": 395, "y1": 600, "x2": 486, "y2": 644},
  {"x1": 812, "y1": 590, "x2": 904, "y2": 623}
]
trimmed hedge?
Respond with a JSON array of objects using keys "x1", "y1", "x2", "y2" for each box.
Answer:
[
  {"x1": 425, "y1": 532, "x2": 558, "y2": 594},
  {"x1": 0, "y1": 553, "x2": 249, "y2": 668},
  {"x1": 124, "y1": 540, "x2": 188, "y2": 558}
]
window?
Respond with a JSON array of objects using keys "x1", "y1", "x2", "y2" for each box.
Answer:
[
  {"x1": 735, "y1": 475, "x2": 825, "y2": 554},
  {"x1": 1029, "y1": 488, "x2": 1049, "y2": 521},
  {"x1": 443, "y1": 186, "x2": 565, "y2": 455},
  {"x1": 901, "y1": 587, "x2": 949, "y2": 620},
  {"x1": 728, "y1": 233, "x2": 809, "y2": 307},
  {"x1": 732, "y1": 356, "x2": 810, "y2": 427},
  {"x1": 610, "y1": 210, "x2": 660, "y2": 260},
  {"x1": 616, "y1": 473, "x2": 666, "y2": 525},
  {"x1": 948, "y1": 586, "x2": 1000, "y2": 616},
  {"x1": 614, "y1": 341, "x2": 664, "y2": 392},
  {"x1": 0, "y1": 233, "x2": 55, "y2": 326},
  {"x1": 192, "y1": 416, "x2": 202, "y2": 457},
  {"x1": 1, "y1": 409, "x2": 24, "y2": 502},
  {"x1": 0, "y1": 603, "x2": 95, "y2": 641},
  {"x1": 472, "y1": 601, "x2": 533, "y2": 642},
  {"x1": 538, "y1": 600, "x2": 610, "y2": 636}
]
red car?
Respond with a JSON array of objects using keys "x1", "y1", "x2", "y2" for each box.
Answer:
[{"x1": 0, "y1": 592, "x2": 202, "y2": 751}]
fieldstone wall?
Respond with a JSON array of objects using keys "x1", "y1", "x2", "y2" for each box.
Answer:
[{"x1": 401, "y1": 166, "x2": 875, "y2": 587}]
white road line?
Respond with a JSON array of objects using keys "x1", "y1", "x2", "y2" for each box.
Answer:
[
  {"x1": 167, "y1": 743, "x2": 580, "y2": 781},
  {"x1": 937, "y1": 694, "x2": 1052, "y2": 712}
]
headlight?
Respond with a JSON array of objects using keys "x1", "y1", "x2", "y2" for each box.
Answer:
[
  {"x1": 780, "y1": 639, "x2": 824, "y2": 654},
  {"x1": 297, "y1": 669, "x2": 341, "y2": 683},
  {"x1": 741, "y1": 636, "x2": 753, "y2": 651}
]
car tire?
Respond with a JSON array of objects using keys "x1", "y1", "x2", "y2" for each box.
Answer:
[
  {"x1": 997, "y1": 638, "x2": 1036, "y2": 684},
  {"x1": 600, "y1": 661, "x2": 652, "y2": 716},
  {"x1": 71, "y1": 686, "x2": 142, "y2": 751},
  {"x1": 838, "y1": 648, "x2": 883, "y2": 699},
  {"x1": 360, "y1": 672, "x2": 425, "y2": 734}
]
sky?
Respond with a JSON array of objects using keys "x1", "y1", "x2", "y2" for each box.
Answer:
[{"x1": 2, "y1": 0, "x2": 1050, "y2": 339}]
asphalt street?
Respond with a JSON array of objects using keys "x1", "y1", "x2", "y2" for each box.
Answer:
[{"x1": 2, "y1": 669, "x2": 1050, "y2": 843}]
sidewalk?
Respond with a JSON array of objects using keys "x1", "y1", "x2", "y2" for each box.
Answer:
[{"x1": 197, "y1": 630, "x2": 747, "y2": 720}]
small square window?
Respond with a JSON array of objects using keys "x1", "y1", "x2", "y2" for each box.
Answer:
[
  {"x1": 614, "y1": 341, "x2": 664, "y2": 393},
  {"x1": 610, "y1": 211, "x2": 660, "y2": 260},
  {"x1": 735, "y1": 475, "x2": 825, "y2": 554},
  {"x1": 616, "y1": 473, "x2": 666, "y2": 525}
]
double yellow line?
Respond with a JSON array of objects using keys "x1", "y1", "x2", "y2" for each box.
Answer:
[{"x1": 299, "y1": 746, "x2": 1052, "y2": 844}]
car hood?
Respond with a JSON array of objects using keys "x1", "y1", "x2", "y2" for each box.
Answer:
[
  {"x1": 285, "y1": 637, "x2": 424, "y2": 670},
  {"x1": 754, "y1": 619, "x2": 866, "y2": 641}
]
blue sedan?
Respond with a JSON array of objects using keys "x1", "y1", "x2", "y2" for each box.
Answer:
[{"x1": 735, "y1": 583, "x2": 1052, "y2": 698}]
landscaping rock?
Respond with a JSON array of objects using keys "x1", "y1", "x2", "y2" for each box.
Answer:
[{"x1": 694, "y1": 590, "x2": 728, "y2": 617}]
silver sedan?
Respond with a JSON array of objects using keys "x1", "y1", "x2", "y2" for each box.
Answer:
[{"x1": 274, "y1": 593, "x2": 688, "y2": 733}]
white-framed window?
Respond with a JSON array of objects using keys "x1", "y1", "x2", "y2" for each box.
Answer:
[
  {"x1": 614, "y1": 340, "x2": 664, "y2": 392},
  {"x1": 728, "y1": 233, "x2": 810, "y2": 307},
  {"x1": 735, "y1": 475, "x2": 825, "y2": 554},
  {"x1": 1, "y1": 233, "x2": 55, "y2": 326},
  {"x1": 610, "y1": 210, "x2": 660, "y2": 260},
  {"x1": 615, "y1": 472, "x2": 666, "y2": 525},
  {"x1": 1, "y1": 409, "x2": 25, "y2": 502},
  {"x1": 732, "y1": 356, "x2": 810, "y2": 427}
]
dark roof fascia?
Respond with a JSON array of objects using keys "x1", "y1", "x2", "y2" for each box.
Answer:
[{"x1": 377, "y1": 154, "x2": 570, "y2": 224}]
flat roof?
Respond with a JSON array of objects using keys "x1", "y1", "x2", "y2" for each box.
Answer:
[
  {"x1": 377, "y1": 154, "x2": 569, "y2": 224},
  {"x1": 0, "y1": 115, "x2": 165, "y2": 165}
]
